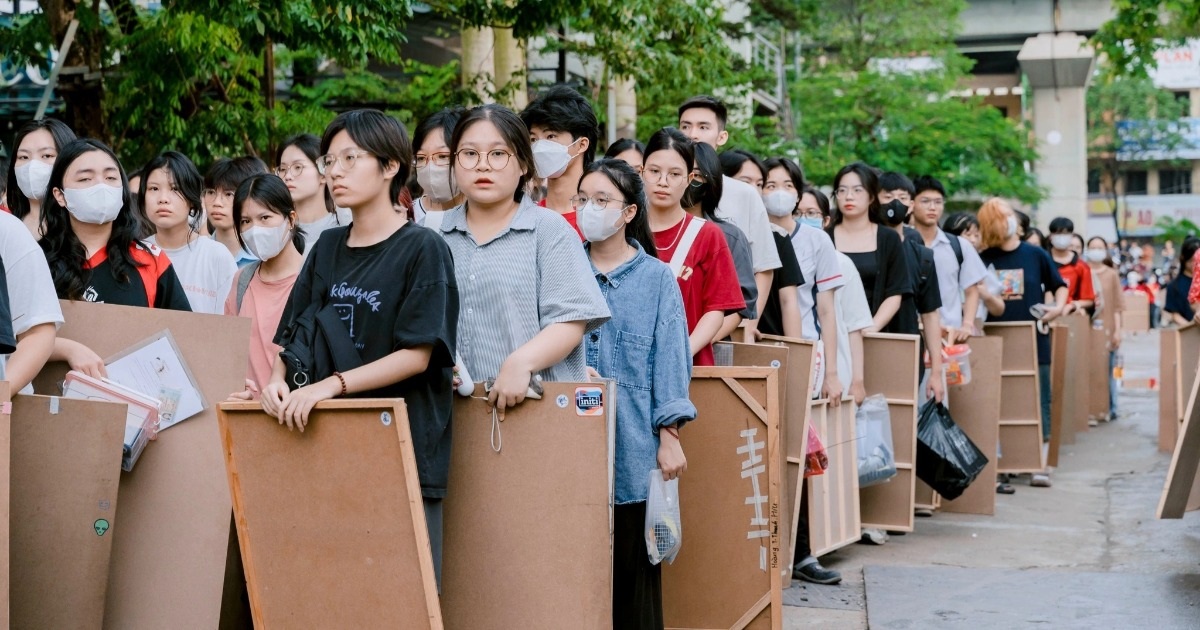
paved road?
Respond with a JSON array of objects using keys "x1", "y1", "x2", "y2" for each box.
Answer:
[{"x1": 784, "y1": 329, "x2": 1200, "y2": 628}]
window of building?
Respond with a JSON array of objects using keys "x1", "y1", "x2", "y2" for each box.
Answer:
[
  {"x1": 1087, "y1": 168, "x2": 1102, "y2": 194},
  {"x1": 1174, "y1": 90, "x2": 1191, "y2": 113},
  {"x1": 1160, "y1": 169, "x2": 1193, "y2": 195},
  {"x1": 1125, "y1": 170, "x2": 1148, "y2": 195}
]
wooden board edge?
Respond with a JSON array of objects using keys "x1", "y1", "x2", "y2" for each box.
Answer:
[{"x1": 1158, "y1": 356, "x2": 1200, "y2": 519}]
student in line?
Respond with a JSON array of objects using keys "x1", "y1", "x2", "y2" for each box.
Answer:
[
  {"x1": 205, "y1": 156, "x2": 269, "y2": 266},
  {"x1": 910, "y1": 176, "x2": 988, "y2": 343},
  {"x1": 720, "y1": 149, "x2": 767, "y2": 192},
  {"x1": 436, "y1": 104, "x2": 609, "y2": 413},
  {"x1": 1046, "y1": 217, "x2": 1095, "y2": 314},
  {"x1": 411, "y1": 107, "x2": 466, "y2": 227},
  {"x1": 142, "y1": 151, "x2": 238, "y2": 314},
  {"x1": 521, "y1": 84, "x2": 600, "y2": 234},
  {"x1": 576, "y1": 158, "x2": 694, "y2": 630},
  {"x1": 604, "y1": 137, "x2": 645, "y2": 171},
  {"x1": 1165, "y1": 237, "x2": 1197, "y2": 325},
  {"x1": 224, "y1": 174, "x2": 305, "y2": 400},
  {"x1": 978, "y1": 198, "x2": 1067, "y2": 488},
  {"x1": 1085, "y1": 236, "x2": 1124, "y2": 422},
  {"x1": 6, "y1": 119, "x2": 77, "y2": 236},
  {"x1": 262, "y1": 110, "x2": 459, "y2": 586},
  {"x1": 42, "y1": 139, "x2": 191, "y2": 378},
  {"x1": 943, "y1": 212, "x2": 1005, "y2": 334},
  {"x1": 683, "y1": 142, "x2": 754, "y2": 339},
  {"x1": 274, "y1": 134, "x2": 346, "y2": 254},
  {"x1": 677, "y1": 96, "x2": 781, "y2": 318},
  {"x1": 761, "y1": 157, "x2": 843, "y2": 400},
  {"x1": 641, "y1": 127, "x2": 743, "y2": 366},
  {"x1": 0, "y1": 209, "x2": 63, "y2": 394}
]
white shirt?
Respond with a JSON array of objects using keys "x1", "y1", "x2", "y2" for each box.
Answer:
[
  {"x1": 925, "y1": 228, "x2": 988, "y2": 330},
  {"x1": 148, "y1": 236, "x2": 237, "y2": 315},
  {"x1": 790, "y1": 223, "x2": 845, "y2": 340},
  {"x1": 978, "y1": 266, "x2": 1003, "y2": 322},
  {"x1": 301, "y1": 209, "x2": 353, "y2": 257},
  {"x1": 834, "y1": 252, "x2": 874, "y2": 397},
  {"x1": 717, "y1": 176, "x2": 782, "y2": 273},
  {"x1": 0, "y1": 211, "x2": 64, "y2": 393}
]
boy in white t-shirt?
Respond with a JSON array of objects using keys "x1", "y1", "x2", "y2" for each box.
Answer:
[{"x1": 0, "y1": 211, "x2": 63, "y2": 393}]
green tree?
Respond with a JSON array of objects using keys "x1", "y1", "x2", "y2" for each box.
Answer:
[
  {"x1": 745, "y1": 0, "x2": 1043, "y2": 203},
  {"x1": 1093, "y1": 0, "x2": 1200, "y2": 77}
]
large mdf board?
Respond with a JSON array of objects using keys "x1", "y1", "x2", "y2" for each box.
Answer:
[
  {"x1": 860, "y1": 333, "x2": 919, "y2": 533},
  {"x1": 1088, "y1": 326, "x2": 1111, "y2": 420},
  {"x1": 1065, "y1": 315, "x2": 1091, "y2": 435},
  {"x1": 442, "y1": 381, "x2": 614, "y2": 630},
  {"x1": 1161, "y1": 328, "x2": 1182, "y2": 453},
  {"x1": 32, "y1": 301, "x2": 251, "y2": 629},
  {"x1": 985, "y1": 323, "x2": 1045, "y2": 474},
  {"x1": 941, "y1": 336, "x2": 1003, "y2": 516},
  {"x1": 10, "y1": 394, "x2": 126, "y2": 629},
  {"x1": 0, "y1": 382, "x2": 8, "y2": 628},
  {"x1": 1048, "y1": 323, "x2": 1077, "y2": 466},
  {"x1": 1158, "y1": 355, "x2": 1200, "y2": 518},
  {"x1": 665, "y1": 368, "x2": 783, "y2": 630},
  {"x1": 219, "y1": 400, "x2": 441, "y2": 629},
  {"x1": 1123, "y1": 291, "x2": 1151, "y2": 333},
  {"x1": 807, "y1": 398, "x2": 860, "y2": 556}
]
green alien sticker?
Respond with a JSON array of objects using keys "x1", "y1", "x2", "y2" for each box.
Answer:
[{"x1": 94, "y1": 519, "x2": 110, "y2": 537}]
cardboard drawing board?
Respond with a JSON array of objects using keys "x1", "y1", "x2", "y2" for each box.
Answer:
[
  {"x1": 985, "y1": 323, "x2": 1045, "y2": 473},
  {"x1": 0, "y1": 382, "x2": 8, "y2": 628},
  {"x1": 441, "y1": 381, "x2": 614, "y2": 630},
  {"x1": 1160, "y1": 328, "x2": 1181, "y2": 453},
  {"x1": 10, "y1": 394, "x2": 126, "y2": 629},
  {"x1": 941, "y1": 336, "x2": 1003, "y2": 516},
  {"x1": 1123, "y1": 291, "x2": 1151, "y2": 333},
  {"x1": 859, "y1": 333, "x2": 919, "y2": 533},
  {"x1": 806, "y1": 397, "x2": 860, "y2": 556},
  {"x1": 32, "y1": 300, "x2": 251, "y2": 629},
  {"x1": 1048, "y1": 323, "x2": 1077, "y2": 467},
  {"x1": 1088, "y1": 325, "x2": 1111, "y2": 421},
  {"x1": 1157, "y1": 351, "x2": 1200, "y2": 518},
  {"x1": 664, "y1": 367, "x2": 783, "y2": 630},
  {"x1": 219, "y1": 400, "x2": 441, "y2": 628},
  {"x1": 1065, "y1": 315, "x2": 1091, "y2": 435}
]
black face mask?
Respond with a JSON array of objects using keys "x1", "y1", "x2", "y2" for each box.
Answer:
[{"x1": 882, "y1": 199, "x2": 909, "y2": 226}]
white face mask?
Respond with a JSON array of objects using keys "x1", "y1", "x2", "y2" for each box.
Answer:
[
  {"x1": 62, "y1": 183, "x2": 124, "y2": 224},
  {"x1": 417, "y1": 162, "x2": 457, "y2": 203},
  {"x1": 763, "y1": 190, "x2": 798, "y2": 218},
  {"x1": 1006, "y1": 216, "x2": 1018, "y2": 237},
  {"x1": 1050, "y1": 234, "x2": 1074, "y2": 250},
  {"x1": 15, "y1": 160, "x2": 53, "y2": 200},
  {"x1": 1084, "y1": 249, "x2": 1107, "y2": 263},
  {"x1": 531, "y1": 138, "x2": 581, "y2": 179},
  {"x1": 242, "y1": 223, "x2": 293, "y2": 260},
  {"x1": 578, "y1": 201, "x2": 627, "y2": 243}
]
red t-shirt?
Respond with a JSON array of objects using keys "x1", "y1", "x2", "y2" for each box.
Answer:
[
  {"x1": 654, "y1": 214, "x2": 745, "y2": 366},
  {"x1": 537, "y1": 199, "x2": 582, "y2": 240},
  {"x1": 1055, "y1": 254, "x2": 1096, "y2": 303}
]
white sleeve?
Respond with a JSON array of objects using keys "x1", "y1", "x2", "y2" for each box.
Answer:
[
  {"x1": 4, "y1": 236, "x2": 63, "y2": 336},
  {"x1": 957, "y1": 236, "x2": 988, "y2": 288},
  {"x1": 837, "y1": 254, "x2": 873, "y2": 332},
  {"x1": 745, "y1": 193, "x2": 782, "y2": 272},
  {"x1": 814, "y1": 229, "x2": 847, "y2": 292}
]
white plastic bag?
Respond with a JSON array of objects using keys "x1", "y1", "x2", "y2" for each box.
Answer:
[
  {"x1": 856, "y1": 394, "x2": 898, "y2": 487},
  {"x1": 645, "y1": 470, "x2": 682, "y2": 565}
]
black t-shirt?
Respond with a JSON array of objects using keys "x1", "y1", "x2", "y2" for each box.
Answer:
[
  {"x1": 833, "y1": 225, "x2": 911, "y2": 320},
  {"x1": 891, "y1": 234, "x2": 943, "y2": 336},
  {"x1": 275, "y1": 222, "x2": 459, "y2": 498},
  {"x1": 758, "y1": 231, "x2": 805, "y2": 337},
  {"x1": 77, "y1": 244, "x2": 192, "y2": 310},
  {"x1": 980, "y1": 242, "x2": 1066, "y2": 365},
  {"x1": 0, "y1": 255, "x2": 16, "y2": 354},
  {"x1": 1165, "y1": 272, "x2": 1194, "y2": 320}
]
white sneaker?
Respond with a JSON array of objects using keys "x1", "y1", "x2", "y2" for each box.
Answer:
[{"x1": 1031, "y1": 473, "x2": 1052, "y2": 488}]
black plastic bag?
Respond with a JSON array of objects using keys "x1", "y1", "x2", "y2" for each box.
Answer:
[{"x1": 916, "y1": 401, "x2": 989, "y2": 500}]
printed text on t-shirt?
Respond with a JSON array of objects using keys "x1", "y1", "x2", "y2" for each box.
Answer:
[{"x1": 330, "y1": 282, "x2": 382, "y2": 312}]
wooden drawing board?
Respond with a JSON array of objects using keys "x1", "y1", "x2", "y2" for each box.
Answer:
[
  {"x1": 941, "y1": 336, "x2": 1003, "y2": 516},
  {"x1": 0, "y1": 382, "x2": 8, "y2": 629},
  {"x1": 1158, "y1": 350, "x2": 1200, "y2": 518},
  {"x1": 664, "y1": 367, "x2": 783, "y2": 630},
  {"x1": 985, "y1": 323, "x2": 1046, "y2": 473},
  {"x1": 1088, "y1": 325, "x2": 1111, "y2": 420},
  {"x1": 915, "y1": 479, "x2": 941, "y2": 512},
  {"x1": 1160, "y1": 328, "x2": 1181, "y2": 453},
  {"x1": 10, "y1": 394, "x2": 126, "y2": 630},
  {"x1": 219, "y1": 400, "x2": 441, "y2": 629},
  {"x1": 1065, "y1": 315, "x2": 1091, "y2": 435},
  {"x1": 32, "y1": 300, "x2": 251, "y2": 629},
  {"x1": 1048, "y1": 323, "x2": 1075, "y2": 467},
  {"x1": 859, "y1": 334, "x2": 919, "y2": 533},
  {"x1": 1123, "y1": 291, "x2": 1150, "y2": 333},
  {"x1": 806, "y1": 397, "x2": 860, "y2": 556},
  {"x1": 442, "y1": 381, "x2": 614, "y2": 630}
]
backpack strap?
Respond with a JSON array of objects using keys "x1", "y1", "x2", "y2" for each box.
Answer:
[
  {"x1": 668, "y1": 216, "x2": 706, "y2": 278},
  {"x1": 235, "y1": 261, "x2": 261, "y2": 313},
  {"x1": 947, "y1": 232, "x2": 964, "y2": 267}
]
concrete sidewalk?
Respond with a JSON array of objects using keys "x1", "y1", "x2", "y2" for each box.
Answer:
[{"x1": 783, "y1": 329, "x2": 1200, "y2": 628}]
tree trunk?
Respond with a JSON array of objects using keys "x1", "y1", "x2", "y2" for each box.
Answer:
[
  {"x1": 461, "y1": 25, "x2": 495, "y2": 103},
  {"x1": 40, "y1": 0, "x2": 108, "y2": 140},
  {"x1": 493, "y1": 27, "x2": 527, "y2": 110},
  {"x1": 614, "y1": 76, "x2": 637, "y2": 139}
]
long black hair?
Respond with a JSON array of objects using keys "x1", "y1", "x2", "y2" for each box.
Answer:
[
  {"x1": 140, "y1": 151, "x2": 204, "y2": 236},
  {"x1": 720, "y1": 149, "x2": 767, "y2": 181},
  {"x1": 682, "y1": 142, "x2": 724, "y2": 222},
  {"x1": 581, "y1": 158, "x2": 656, "y2": 259},
  {"x1": 39, "y1": 138, "x2": 145, "y2": 301},
  {"x1": 643, "y1": 127, "x2": 694, "y2": 175},
  {"x1": 276, "y1": 133, "x2": 336, "y2": 215},
  {"x1": 830, "y1": 162, "x2": 881, "y2": 227},
  {"x1": 6, "y1": 118, "x2": 76, "y2": 219},
  {"x1": 451, "y1": 104, "x2": 536, "y2": 203},
  {"x1": 604, "y1": 137, "x2": 645, "y2": 160},
  {"x1": 233, "y1": 174, "x2": 306, "y2": 255}
]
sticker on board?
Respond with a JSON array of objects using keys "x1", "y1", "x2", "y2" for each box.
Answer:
[
  {"x1": 575, "y1": 387, "x2": 604, "y2": 417},
  {"x1": 94, "y1": 518, "x2": 110, "y2": 537}
]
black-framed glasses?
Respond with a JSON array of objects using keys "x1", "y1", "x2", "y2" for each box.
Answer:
[
  {"x1": 455, "y1": 149, "x2": 513, "y2": 170},
  {"x1": 317, "y1": 150, "x2": 373, "y2": 175},
  {"x1": 414, "y1": 152, "x2": 452, "y2": 169},
  {"x1": 570, "y1": 194, "x2": 629, "y2": 209}
]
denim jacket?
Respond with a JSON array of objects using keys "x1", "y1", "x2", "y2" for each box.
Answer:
[{"x1": 585, "y1": 241, "x2": 697, "y2": 504}]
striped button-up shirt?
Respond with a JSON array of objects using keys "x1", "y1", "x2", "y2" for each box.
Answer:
[{"x1": 438, "y1": 196, "x2": 611, "y2": 382}]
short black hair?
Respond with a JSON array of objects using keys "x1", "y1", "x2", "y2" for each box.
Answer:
[
  {"x1": 720, "y1": 149, "x2": 767, "y2": 181},
  {"x1": 677, "y1": 95, "x2": 728, "y2": 129},
  {"x1": 913, "y1": 175, "x2": 946, "y2": 199},
  {"x1": 1048, "y1": 217, "x2": 1074, "y2": 234},
  {"x1": 604, "y1": 137, "x2": 645, "y2": 160},
  {"x1": 6, "y1": 118, "x2": 77, "y2": 220},
  {"x1": 879, "y1": 171, "x2": 915, "y2": 196},
  {"x1": 233, "y1": 173, "x2": 306, "y2": 255},
  {"x1": 205, "y1": 156, "x2": 269, "y2": 192},
  {"x1": 942, "y1": 212, "x2": 978, "y2": 236},
  {"x1": 644, "y1": 127, "x2": 695, "y2": 174},
  {"x1": 520, "y1": 85, "x2": 599, "y2": 166},
  {"x1": 413, "y1": 107, "x2": 466, "y2": 155},
  {"x1": 141, "y1": 151, "x2": 205, "y2": 230},
  {"x1": 762, "y1": 157, "x2": 805, "y2": 190},
  {"x1": 1014, "y1": 209, "x2": 1031, "y2": 237},
  {"x1": 275, "y1": 133, "x2": 336, "y2": 214},
  {"x1": 1181, "y1": 236, "x2": 1200, "y2": 265},
  {"x1": 803, "y1": 185, "x2": 832, "y2": 218},
  {"x1": 320, "y1": 109, "x2": 414, "y2": 206},
  {"x1": 451, "y1": 104, "x2": 536, "y2": 203},
  {"x1": 581, "y1": 158, "x2": 656, "y2": 258},
  {"x1": 682, "y1": 142, "x2": 724, "y2": 221}
]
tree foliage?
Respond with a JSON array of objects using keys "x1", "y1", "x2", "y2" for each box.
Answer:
[{"x1": 1093, "y1": 0, "x2": 1200, "y2": 77}]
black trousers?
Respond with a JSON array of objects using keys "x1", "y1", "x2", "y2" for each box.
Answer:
[
  {"x1": 793, "y1": 482, "x2": 811, "y2": 563},
  {"x1": 613, "y1": 502, "x2": 664, "y2": 630}
]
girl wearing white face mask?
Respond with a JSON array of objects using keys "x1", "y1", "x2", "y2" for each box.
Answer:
[
  {"x1": 40, "y1": 139, "x2": 191, "y2": 380},
  {"x1": 1045, "y1": 216, "x2": 1095, "y2": 315},
  {"x1": 142, "y1": 151, "x2": 238, "y2": 314},
  {"x1": 412, "y1": 108, "x2": 466, "y2": 229},
  {"x1": 274, "y1": 134, "x2": 346, "y2": 256},
  {"x1": 5, "y1": 118, "x2": 77, "y2": 237},
  {"x1": 224, "y1": 174, "x2": 306, "y2": 400}
]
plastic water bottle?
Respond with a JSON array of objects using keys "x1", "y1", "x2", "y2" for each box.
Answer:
[{"x1": 1113, "y1": 352, "x2": 1124, "y2": 380}]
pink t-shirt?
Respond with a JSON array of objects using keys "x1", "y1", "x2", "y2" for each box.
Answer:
[{"x1": 223, "y1": 269, "x2": 299, "y2": 396}]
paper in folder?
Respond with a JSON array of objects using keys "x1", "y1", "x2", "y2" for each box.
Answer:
[{"x1": 62, "y1": 370, "x2": 161, "y2": 472}]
